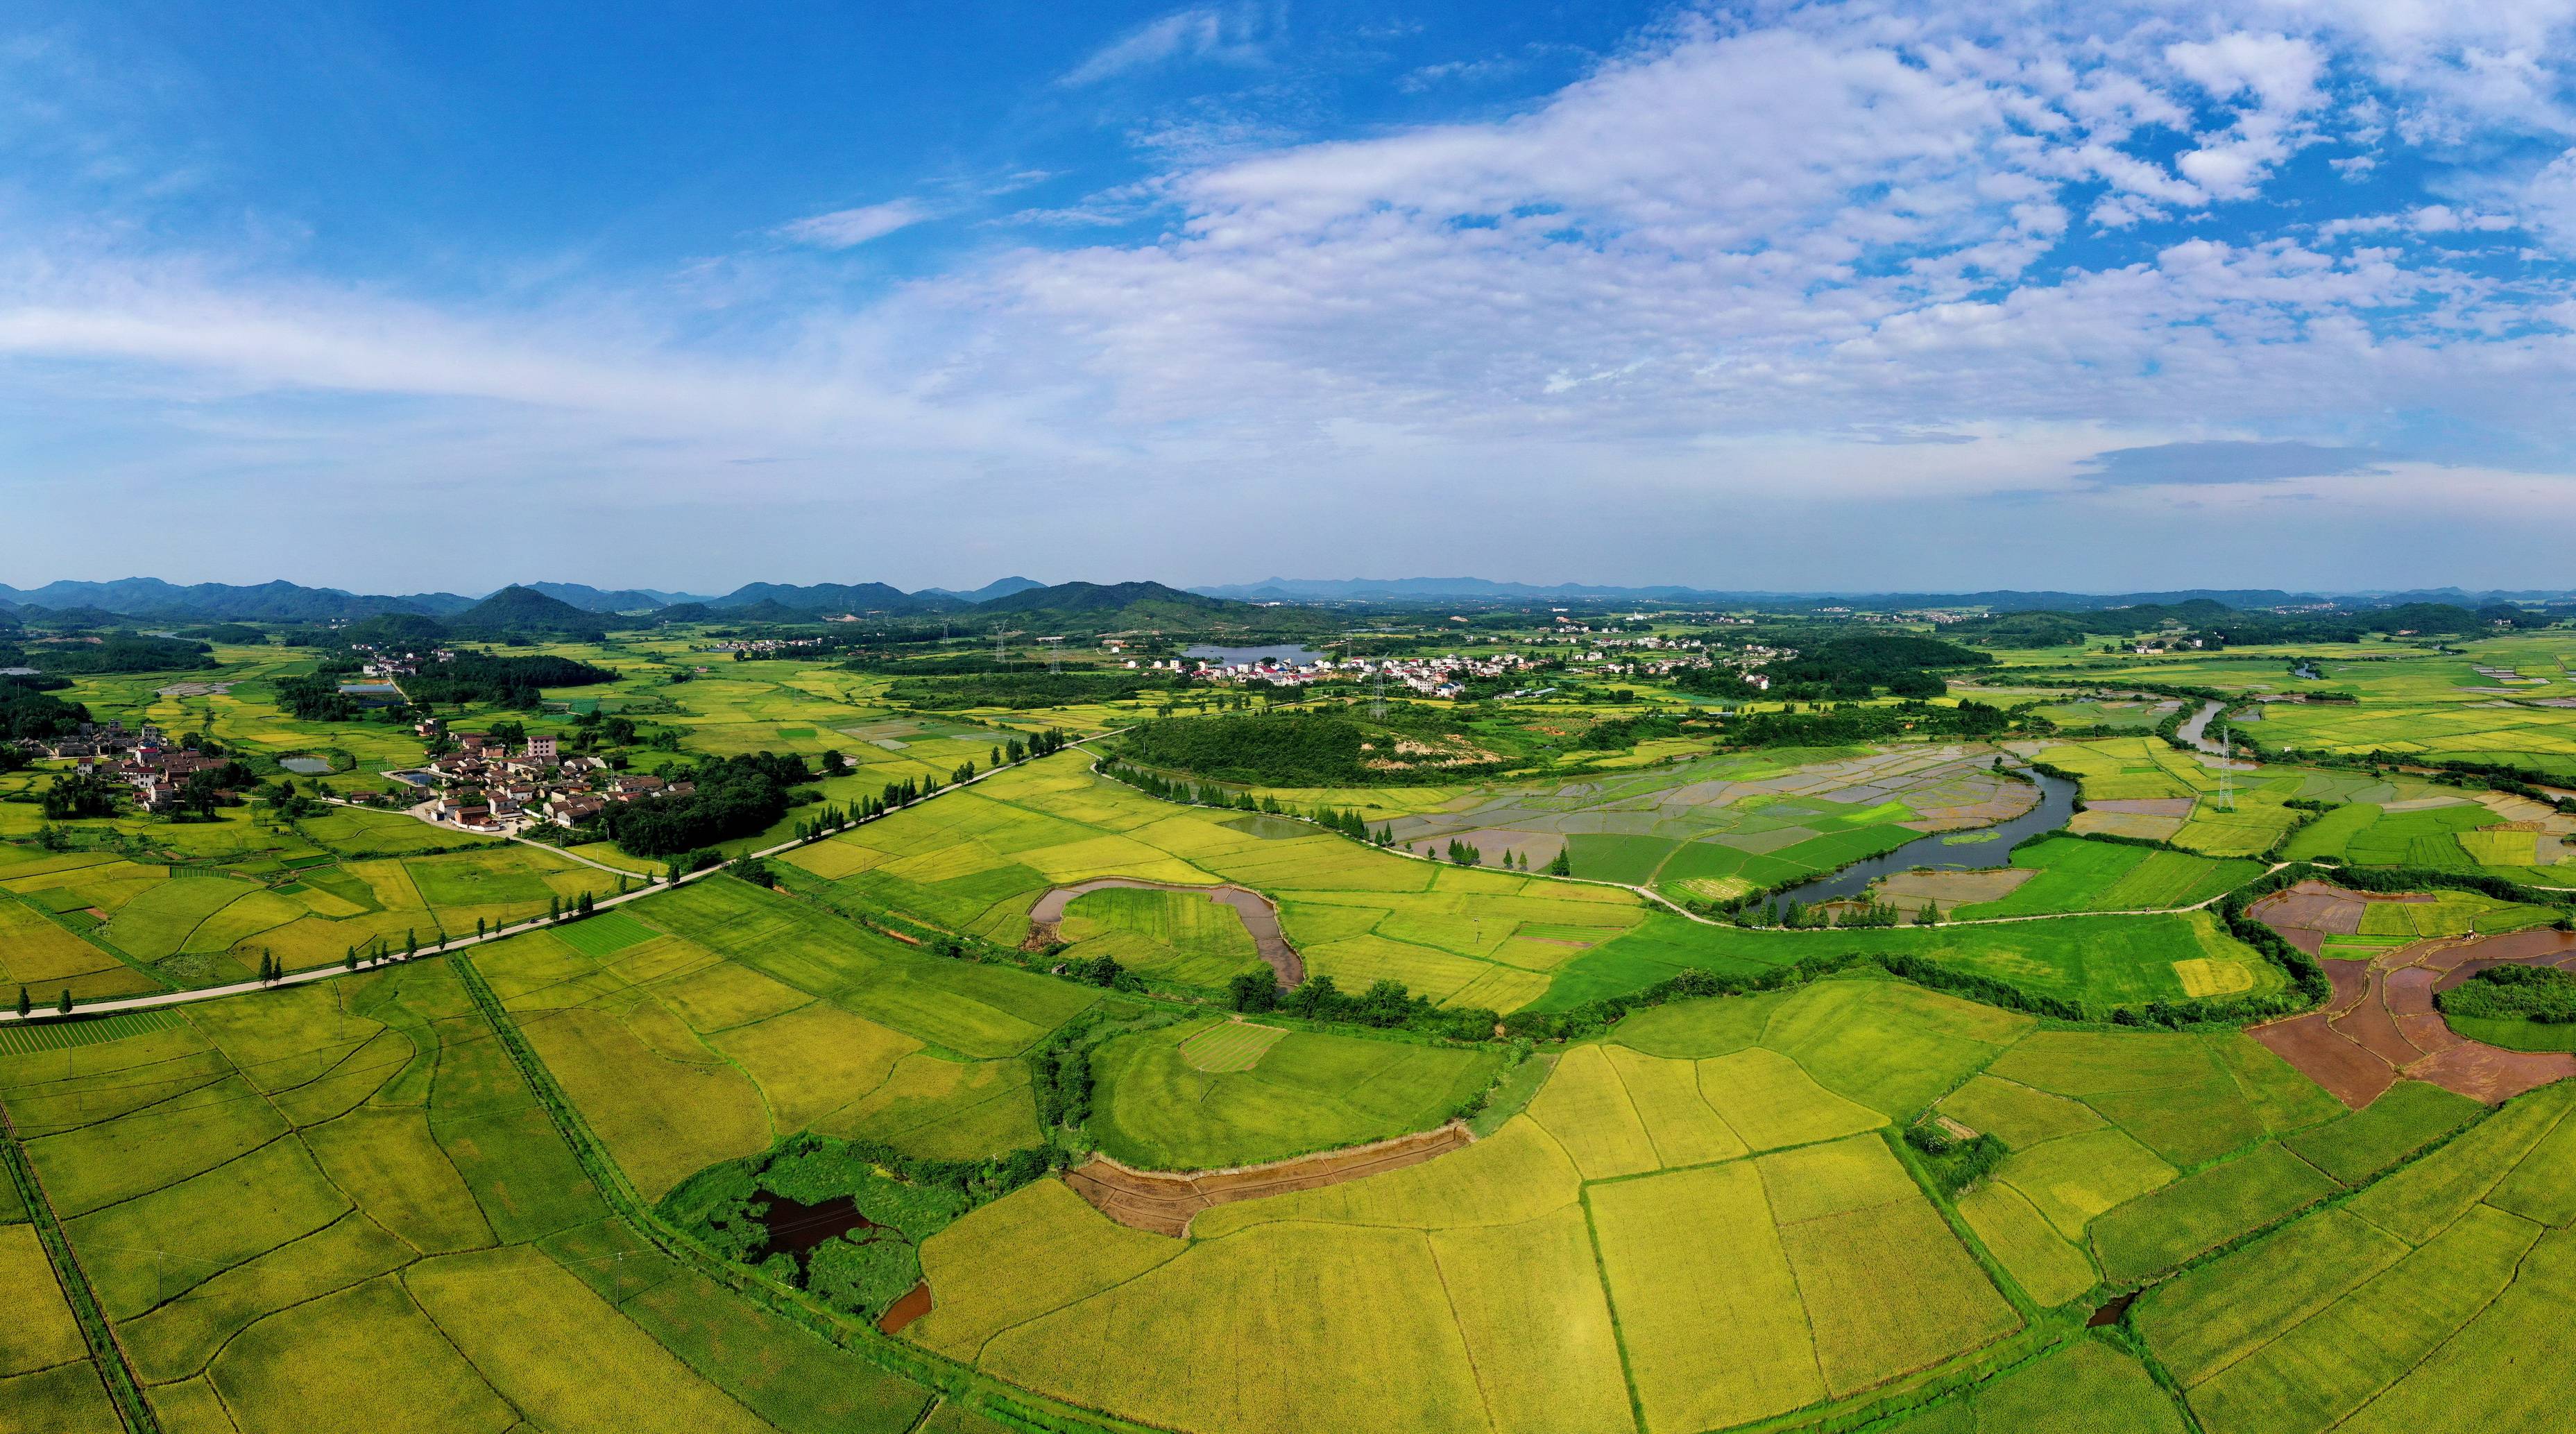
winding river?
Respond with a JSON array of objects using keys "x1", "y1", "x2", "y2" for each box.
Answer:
[{"x1": 1763, "y1": 764, "x2": 2081, "y2": 908}]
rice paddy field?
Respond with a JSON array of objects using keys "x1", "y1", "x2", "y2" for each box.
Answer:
[
  {"x1": 1089, "y1": 1016, "x2": 1502, "y2": 1168},
  {"x1": 773, "y1": 754, "x2": 2283, "y2": 1018},
  {"x1": 475, "y1": 877, "x2": 1114, "y2": 1195},
  {"x1": 898, "y1": 971, "x2": 2507, "y2": 1434},
  {"x1": 0, "y1": 818, "x2": 624, "y2": 993},
  {"x1": 1053, "y1": 885, "x2": 1269, "y2": 990},
  {"x1": 2130, "y1": 1078, "x2": 2576, "y2": 1434},
  {"x1": 2008, "y1": 634, "x2": 2576, "y2": 779},
  {"x1": 15, "y1": 626, "x2": 2576, "y2": 1432},
  {"x1": 1356, "y1": 744, "x2": 2040, "y2": 903},
  {"x1": 0, "y1": 959, "x2": 965, "y2": 1433}
]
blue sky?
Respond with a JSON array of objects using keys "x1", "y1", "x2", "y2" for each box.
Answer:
[{"x1": 6, "y1": 1, "x2": 2576, "y2": 595}]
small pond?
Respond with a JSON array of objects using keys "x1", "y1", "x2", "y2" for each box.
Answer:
[
  {"x1": 279, "y1": 757, "x2": 333, "y2": 776},
  {"x1": 751, "y1": 1191, "x2": 887, "y2": 1270}
]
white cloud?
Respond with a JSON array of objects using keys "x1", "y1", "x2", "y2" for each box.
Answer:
[
  {"x1": 773, "y1": 198, "x2": 932, "y2": 249},
  {"x1": 2517, "y1": 148, "x2": 2576, "y2": 250},
  {"x1": 1061, "y1": 7, "x2": 1267, "y2": 87},
  {"x1": 10, "y1": 0, "x2": 2576, "y2": 589}
]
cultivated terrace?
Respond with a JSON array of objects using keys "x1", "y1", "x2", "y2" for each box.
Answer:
[{"x1": 6, "y1": 583, "x2": 2576, "y2": 1432}]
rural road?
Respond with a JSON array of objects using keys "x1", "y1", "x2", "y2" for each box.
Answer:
[
  {"x1": 0, "y1": 734, "x2": 1111, "y2": 1026},
  {"x1": 7, "y1": 733, "x2": 2279, "y2": 1027}
]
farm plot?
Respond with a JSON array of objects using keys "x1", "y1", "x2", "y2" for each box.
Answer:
[
  {"x1": 477, "y1": 878, "x2": 1100, "y2": 1195},
  {"x1": 921, "y1": 1092, "x2": 2013, "y2": 1434},
  {"x1": 783, "y1": 752, "x2": 2286, "y2": 1022},
  {"x1": 1875, "y1": 1337, "x2": 2187, "y2": 1433},
  {"x1": 1089, "y1": 1016, "x2": 1500, "y2": 1169},
  {"x1": 0, "y1": 896, "x2": 161, "y2": 1001},
  {"x1": 2256, "y1": 697, "x2": 2576, "y2": 780},
  {"x1": 1410, "y1": 744, "x2": 2038, "y2": 900},
  {"x1": 2249, "y1": 893, "x2": 2576, "y2": 1107},
  {"x1": 32, "y1": 835, "x2": 627, "y2": 986},
  {"x1": 1053, "y1": 884, "x2": 1268, "y2": 989},
  {"x1": 2039, "y1": 739, "x2": 2308, "y2": 855},
  {"x1": 785, "y1": 756, "x2": 1653, "y2": 1012},
  {"x1": 0, "y1": 1213, "x2": 120, "y2": 1428},
  {"x1": 0, "y1": 962, "x2": 942, "y2": 1433},
  {"x1": 1537, "y1": 907, "x2": 2278, "y2": 1014},
  {"x1": 1945, "y1": 837, "x2": 2261, "y2": 919},
  {"x1": 1938, "y1": 1016, "x2": 2503, "y2": 1292}
]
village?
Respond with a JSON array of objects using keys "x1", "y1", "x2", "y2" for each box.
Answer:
[
  {"x1": 409, "y1": 719, "x2": 689, "y2": 833},
  {"x1": 1131, "y1": 634, "x2": 1786, "y2": 697},
  {"x1": 22, "y1": 719, "x2": 253, "y2": 813}
]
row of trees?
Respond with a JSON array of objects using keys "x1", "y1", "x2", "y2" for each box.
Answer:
[{"x1": 1225, "y1": 970, "x2": 1498, "y2": 1041}]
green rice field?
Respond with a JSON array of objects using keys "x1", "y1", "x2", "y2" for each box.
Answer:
[{"x1": 10, "y1": 624, "x2": 2576, "y2": 1433}]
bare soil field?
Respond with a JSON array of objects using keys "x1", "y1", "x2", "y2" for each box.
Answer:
[
  {"x1": 2253, "y1": 890, "x2": 2576, "y2": 1106},
  {"x1": 1064, "y1": 1123, "x2": 1473, "y2": 1236}
]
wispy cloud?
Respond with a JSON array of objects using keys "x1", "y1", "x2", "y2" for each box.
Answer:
[
  {"x1": 2074, "y1": 441, "x2": 2395, "y2": 487},
  {"x1": 774, "y1": 198, "x2": 932, "y2": 249},
  {"x1": 1061, "y1": 7, "x2": 1268, "y2": 86},
  {"x1": 10, "y1": 1, "x2": 2576, "y2": 590}
]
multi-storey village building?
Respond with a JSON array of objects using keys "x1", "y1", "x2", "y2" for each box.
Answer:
[{"x1": 418, "y1": 733, "x2": 685, "y2": 833}]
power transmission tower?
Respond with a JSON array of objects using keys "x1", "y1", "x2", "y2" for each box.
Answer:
[
  {"x1": 1040, "y1": 636, "x2": 1066, "y2": 674},
  {"x1": 1370, "y1": 666, "x2": 1388, "y2": 719}
]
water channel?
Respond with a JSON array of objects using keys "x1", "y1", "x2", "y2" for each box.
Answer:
[{"x1": 1763, "y1": 764, "x2": 2081, "y2": 908}]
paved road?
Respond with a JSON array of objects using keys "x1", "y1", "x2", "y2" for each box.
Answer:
[
  {"x1": 0, "y1": 737, "x2": 1107, "y2": 1026},
  {"x1": 1, "y1": 732, "x2": 2283, "y2": 1026}
]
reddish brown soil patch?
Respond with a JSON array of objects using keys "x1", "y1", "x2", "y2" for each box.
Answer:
[
  {"x1": 2253, "y1": 891, "x2": 2576, "y2": 1108},
  {"x1": 2321, "y1": 960, "x2": 2371, "y2": 1016},
  {"x1": 2332, "y1": 970, "x2": 2425, "y2": 1067},
  {"x1": 1064, "y1": 1124, "x2": 1472, "y2": 1237},
  {"x1": 2429, "y1": 929, "x2": 2576, "y2": 993},
  {"x1": 2405, "y1": 1044, "x2": 2576, "y2": 1104},
  {"x1": 2253, "y1": 1014, "x2": 2399, "y2": 1108},
  {"x1": 877, "y1": 1281, "x2": 931, "y2": 1335}
]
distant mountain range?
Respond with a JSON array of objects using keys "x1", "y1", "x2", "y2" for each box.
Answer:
[
  {"x1": 0, "y1": 576, "x2": 1055, "y2": 623},
  {"x1": 3, "y1": 574, "x2": 2568, "y2": 632},
  {"x1": 0, "y1": 577, "x2": 1328, "y2": 638},
  {"x1": 1191, "y1": 578, "x2": 2576, "y2": 611}
]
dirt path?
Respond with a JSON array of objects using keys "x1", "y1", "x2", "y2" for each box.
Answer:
[
  {"x1": 1027, "y1": 878, "x2": 1304, "y2": 987},
  {"x1": 2249, "y1": 883, "x2": 2576, "y2": 1107},
  {"x1": 1064, "y1": 1123, "x2": 1472, "y2": 1236}
]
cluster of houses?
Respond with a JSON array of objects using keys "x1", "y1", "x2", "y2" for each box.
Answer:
[
  {"x1": 413, "y1": 722, "x2": 689, "y2": 832},
  {"x1": 350, "y1": 643, "x2": 453, "y2": 678},
  {"x1": 123, "y1": 746, "x2": 241, "y2": 812},
  {"x1": 1115, "y1": 633, "x2": 1797, "y2": 699},
  {"x1": 24, "y1": 719, "x2": 161, "y2": 761},
  {"x1": 10, "y1": 723, "x2": 250, "y2": 812},
  {"x1": 697, "y1": 635, "x2": 838, "y2": 656}
]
